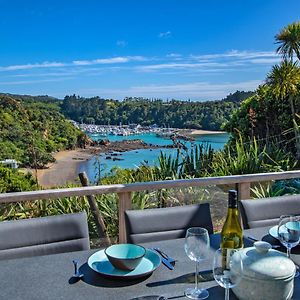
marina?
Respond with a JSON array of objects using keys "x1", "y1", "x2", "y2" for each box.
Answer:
[{"x1": 75, "y1": 122, "x2": 173, "y2": 137}]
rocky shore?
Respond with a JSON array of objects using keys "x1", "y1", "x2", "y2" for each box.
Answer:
[{"x1": 89, "y1": 138, "x2": 179, "y2": 154}]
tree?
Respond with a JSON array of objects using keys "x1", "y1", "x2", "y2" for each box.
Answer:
[
  {"x1": 266, "y1": 60, "x2": 300, "y2": 158},
  {"x1": 275, "y1": 21, "x2": 300, "y2": 61}
]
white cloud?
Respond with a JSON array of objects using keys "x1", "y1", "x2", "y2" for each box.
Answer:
[
  {"x1": 137, "y1": 62, "x2": 229, "y2": 72},
  {"x1": 0, "y1": 62, "x2": 65, "y2": 71},
  {"x1": 0, "y1": 77, "x2": 72, "y2": 85},
  {"x1": 73, "y1": 56, "x2": 146, "y2": 66},
  {"x1": 116, "y1": 40, "x2": 128, "y2": 47},
  {"x1": 250, "y1": 58, "x2": 281, "y2": 64},
  {"x1": 166, "y1": 53, "x2": 182, "y2": 58},
  {"x1": 158, "y1": 31, "x2": 171, "y2": 38},
  {"x1": 78, "y1": 80, "x2": 261, "y2": 100},
  {"x1": 0, "y1": 50, "x2": 278, "y2": 74},
  {"x1": 136, "y1": 50, "x2": 280, "y2": 73},
  {"x1": 190, "y1": 50, "x2": 278, "y2": 60}
]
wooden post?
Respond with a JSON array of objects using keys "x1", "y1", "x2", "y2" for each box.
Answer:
[
  {"x1": 236, "y1": 182, "x2": 251, "y2": 200},
  {"x1": 79, "y1": 172, "x2": 111, "y2": 245},
  {"x1": 118, "y1": 192, "x2": 132, "y2": 244}
]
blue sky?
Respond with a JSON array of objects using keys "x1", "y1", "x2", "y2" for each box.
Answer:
[{"x1": 0, "y1": 0, "x2": 299, "y2": 100}]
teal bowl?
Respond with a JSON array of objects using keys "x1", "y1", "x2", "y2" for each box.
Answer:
[{"x1": 104, "y1": 244, "x2": 146, "y2": 271}]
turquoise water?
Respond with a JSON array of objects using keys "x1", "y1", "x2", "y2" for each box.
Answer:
[{"x1": 78, "y1": 132, "x2": 229, "y2": 182}]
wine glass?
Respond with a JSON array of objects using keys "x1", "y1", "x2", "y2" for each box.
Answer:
[
  {"x1": 184, "y1": 227, "x2": 210, "y2": 300},
  {"x1": 277, "y1": 215, "x2": 300, "y2": 276},
  {"x1": 213, "y1": 248, "x2": 242, "y2": 300}
]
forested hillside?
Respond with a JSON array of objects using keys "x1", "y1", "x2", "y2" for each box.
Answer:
[
  {"x1": 61, "y1": 91, "x2": 253, "y2": 130},
  {"x1": 224, "y1": 62, "x2": 300, "y2": 158},
  {"x1": 0, "y1": 95, "x2": 86, "y2": 167}
]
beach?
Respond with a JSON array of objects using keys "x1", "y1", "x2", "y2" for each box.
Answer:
[
  {"x1": 34, "y1": 149, "x2": 93, "y2": 188},
  {"x1": 180, "y1": 129, "x2": 227, "y2": 136}
]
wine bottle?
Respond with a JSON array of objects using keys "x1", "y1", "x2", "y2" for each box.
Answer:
[{"x1": 221, "y1": 190, "x2": 243, "y2": 268}]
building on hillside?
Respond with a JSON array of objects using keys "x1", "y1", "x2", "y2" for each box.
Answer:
[{"x1": 0, "y1": 159, "x2": 19, "y2": 169}]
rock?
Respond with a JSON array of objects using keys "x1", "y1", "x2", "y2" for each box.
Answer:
[{"x1": 99, "y1": 139, "x2": 110, "y2": 145}]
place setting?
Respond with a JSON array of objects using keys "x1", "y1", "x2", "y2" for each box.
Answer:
[
  {"x1": 69, "y1": 245, "x2": 163, "y2": 288},
  {"x1": 69, "y1": 211, "x2": 300, "y2": 299},
  {"x1": 88, "y1": 244, "x2": 161, "y2": 280}
]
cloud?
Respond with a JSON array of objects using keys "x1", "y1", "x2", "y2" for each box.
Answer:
[
  {"x1": 0, "y1": 62, "x2": 65, "y2": 71},
  {"x1": 136, "y1": 62, "x2": 231, "y2": 72},
  {"x1": 73, "y1": 56, "x2": 146, "y2": 66},
  {"x1": 250, "y1": 58, "x2": 281, "y2": 64},
  {"x1": 190, "y1": 50, "x2": 278, "y2": 60},
  {"x1": 136, "y1": 50, "x2": 280, "y2": 73},
  {"x1": 158, "y1": 31, "x2": 171, "y2": 38},
  {"x1": 116, "y1": 40, "x2": 128, "y2": 47},
  {"x1": 0, "y1": 50, "x2": 278, "y2": 74},
  {"x1": 78, "y1": 80, "x2": 261, "y2": 100},
  {"x1": 166, "y1": 53, "x2": 182, "y2": 58},
  {"x1": 0, "y1": 56, "x2": 147, "y2": 72},
  {"x1": 0, "y1": 77, "x2": 72, "y2": 85}
]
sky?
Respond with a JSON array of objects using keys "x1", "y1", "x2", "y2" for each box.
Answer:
[{"x1": 0, "y1": 0, "x2": 299, "y2": 101}]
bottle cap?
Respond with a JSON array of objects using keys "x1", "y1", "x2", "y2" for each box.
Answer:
[{"x1": 228, "y1": 190, "x2": 238, "y2": 208}]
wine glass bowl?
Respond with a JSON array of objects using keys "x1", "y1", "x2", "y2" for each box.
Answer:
[
  {"x1": 278, "y1": 215, "x2": 300, "y2": 255},
  {"x1": 184, "y1": 227, "x2": 210, "y2": 300},
  {"x1": 213, "y1": 248, "x2": 242, "y2": 300},
  {"x1": 278, "y1": 215, "x2": 300, "y2": 277}
]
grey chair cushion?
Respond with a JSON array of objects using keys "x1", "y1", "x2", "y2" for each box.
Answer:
[
  {"x1": 125, "y1": 203, "x2": 213, "y2": 243},
  {"x1": 239, "y1": 194, "x2": 300, "y2": 229},
  {"x1": 0, "y1": 212, "x2": 90, "y2": 260}
]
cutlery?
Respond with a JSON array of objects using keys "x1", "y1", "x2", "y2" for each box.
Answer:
[
  {"x1": 72, "y1": 260, "x2": 84, "y2": 278},
  {"x1": 153, "y1": 248, "x2": 176, "y2": 264},
  {"x1": 245, "y1": 236, "x2": 281, "y2": 249},
  {"x1": 152, "y1": 248, "x2": 174, "y2": 270}
]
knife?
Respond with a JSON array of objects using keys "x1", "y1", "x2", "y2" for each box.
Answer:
[
  {"x1": 160, "y1": 256, "x2": 174, "y2": 270},
  {"x1": 152, "y1": 249, "x2": 174, "y2": 270}
]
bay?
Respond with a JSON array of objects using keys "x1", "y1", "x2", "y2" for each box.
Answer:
[{"x1": 78, "y1": 132, "x2": 229, "y2": 182}]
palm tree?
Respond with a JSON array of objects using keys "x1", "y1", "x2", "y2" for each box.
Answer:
[
  {"x1": 275, "y1": 21, "x2": 300, "y2": 61},
  {"x1": 266, "y1": 60, "x2": 300, "y2": 158}
]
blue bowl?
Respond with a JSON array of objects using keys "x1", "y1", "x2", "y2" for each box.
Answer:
[{"x1": 104, "y1": 244, "x2": 146, "y2": 271}]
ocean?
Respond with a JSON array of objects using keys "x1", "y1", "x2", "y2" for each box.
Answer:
[{"x1": 78, "y1": 132, "x2": 229, "y2": 182}]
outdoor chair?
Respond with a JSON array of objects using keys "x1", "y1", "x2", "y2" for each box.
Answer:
[
  {"x1": 239, "y1": 194, "x2": 300, "y2": 229},
  {"x1": 125, "y1": 203, "x2": 213, "y2": 243},
  {"x1": 0, "y1": 211, "x2": 90, "y2": 260}
]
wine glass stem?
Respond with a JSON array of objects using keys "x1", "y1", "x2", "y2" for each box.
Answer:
[
  {"x1": 287, "y1": 247, "x2": 291, "y2": 258},
  {"x1": 225, "y1": 288, "x2": 230, "y2": 300},
  {"x1": 195, "y1": 261, "x2": 199, "y2": 290}
]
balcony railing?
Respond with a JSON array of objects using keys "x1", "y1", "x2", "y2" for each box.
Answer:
[{"x1": 1, "y1": 170, "x2": 300, "y2": 243}]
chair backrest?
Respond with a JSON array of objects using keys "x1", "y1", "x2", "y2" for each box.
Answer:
[
  {"x1": 239, "y1": 194, "x2": 300, "y2": 229},
  {"x1": 0, "y1": 212, "x2": 90, "y2": 260},
  {"x1": 125, "y1": 203, "x2": 213, "y2": 244}
]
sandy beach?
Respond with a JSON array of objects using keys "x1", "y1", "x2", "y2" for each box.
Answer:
[
  {"x1": 181, "y1": 129, "x2": 227, "y2": 136},
  {"x1": 34, "y1": 149, "x2": 93, "y2": 188}
]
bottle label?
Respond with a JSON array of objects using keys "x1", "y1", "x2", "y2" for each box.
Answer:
[{"x1": 221, "y1": 248, "x2": 241, "y2": 270}]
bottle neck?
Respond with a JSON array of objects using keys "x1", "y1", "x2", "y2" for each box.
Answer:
[
  {"x1": 228, "y1": 197, "x2": 237, "y2": 209},
  {"x1": 226, "y1": 207, "x2": 239, "y2": 218}
]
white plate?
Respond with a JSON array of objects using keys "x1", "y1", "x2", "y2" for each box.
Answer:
[
  {"x1": 88, "y1": 248, "x2": 161, "y2": 280},
  {"x1": 269, "y1": 225, "x2": 279, "y2": 239}
]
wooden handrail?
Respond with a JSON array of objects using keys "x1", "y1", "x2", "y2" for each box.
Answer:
[
  {"x1": 1, "y1": 170, "x2": 300, "y2": 203},
  {"x1": 1, "y1": 170, "x2": 300, "y2": 243}
]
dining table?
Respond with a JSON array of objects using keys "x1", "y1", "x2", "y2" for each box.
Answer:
[{"x1": 1, "y1": 226, "x2": 300, "y2": 300}]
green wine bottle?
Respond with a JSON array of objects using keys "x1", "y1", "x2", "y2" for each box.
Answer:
[{"x1": 221, "y1": 190, "x2": 243, "y2": 268}]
